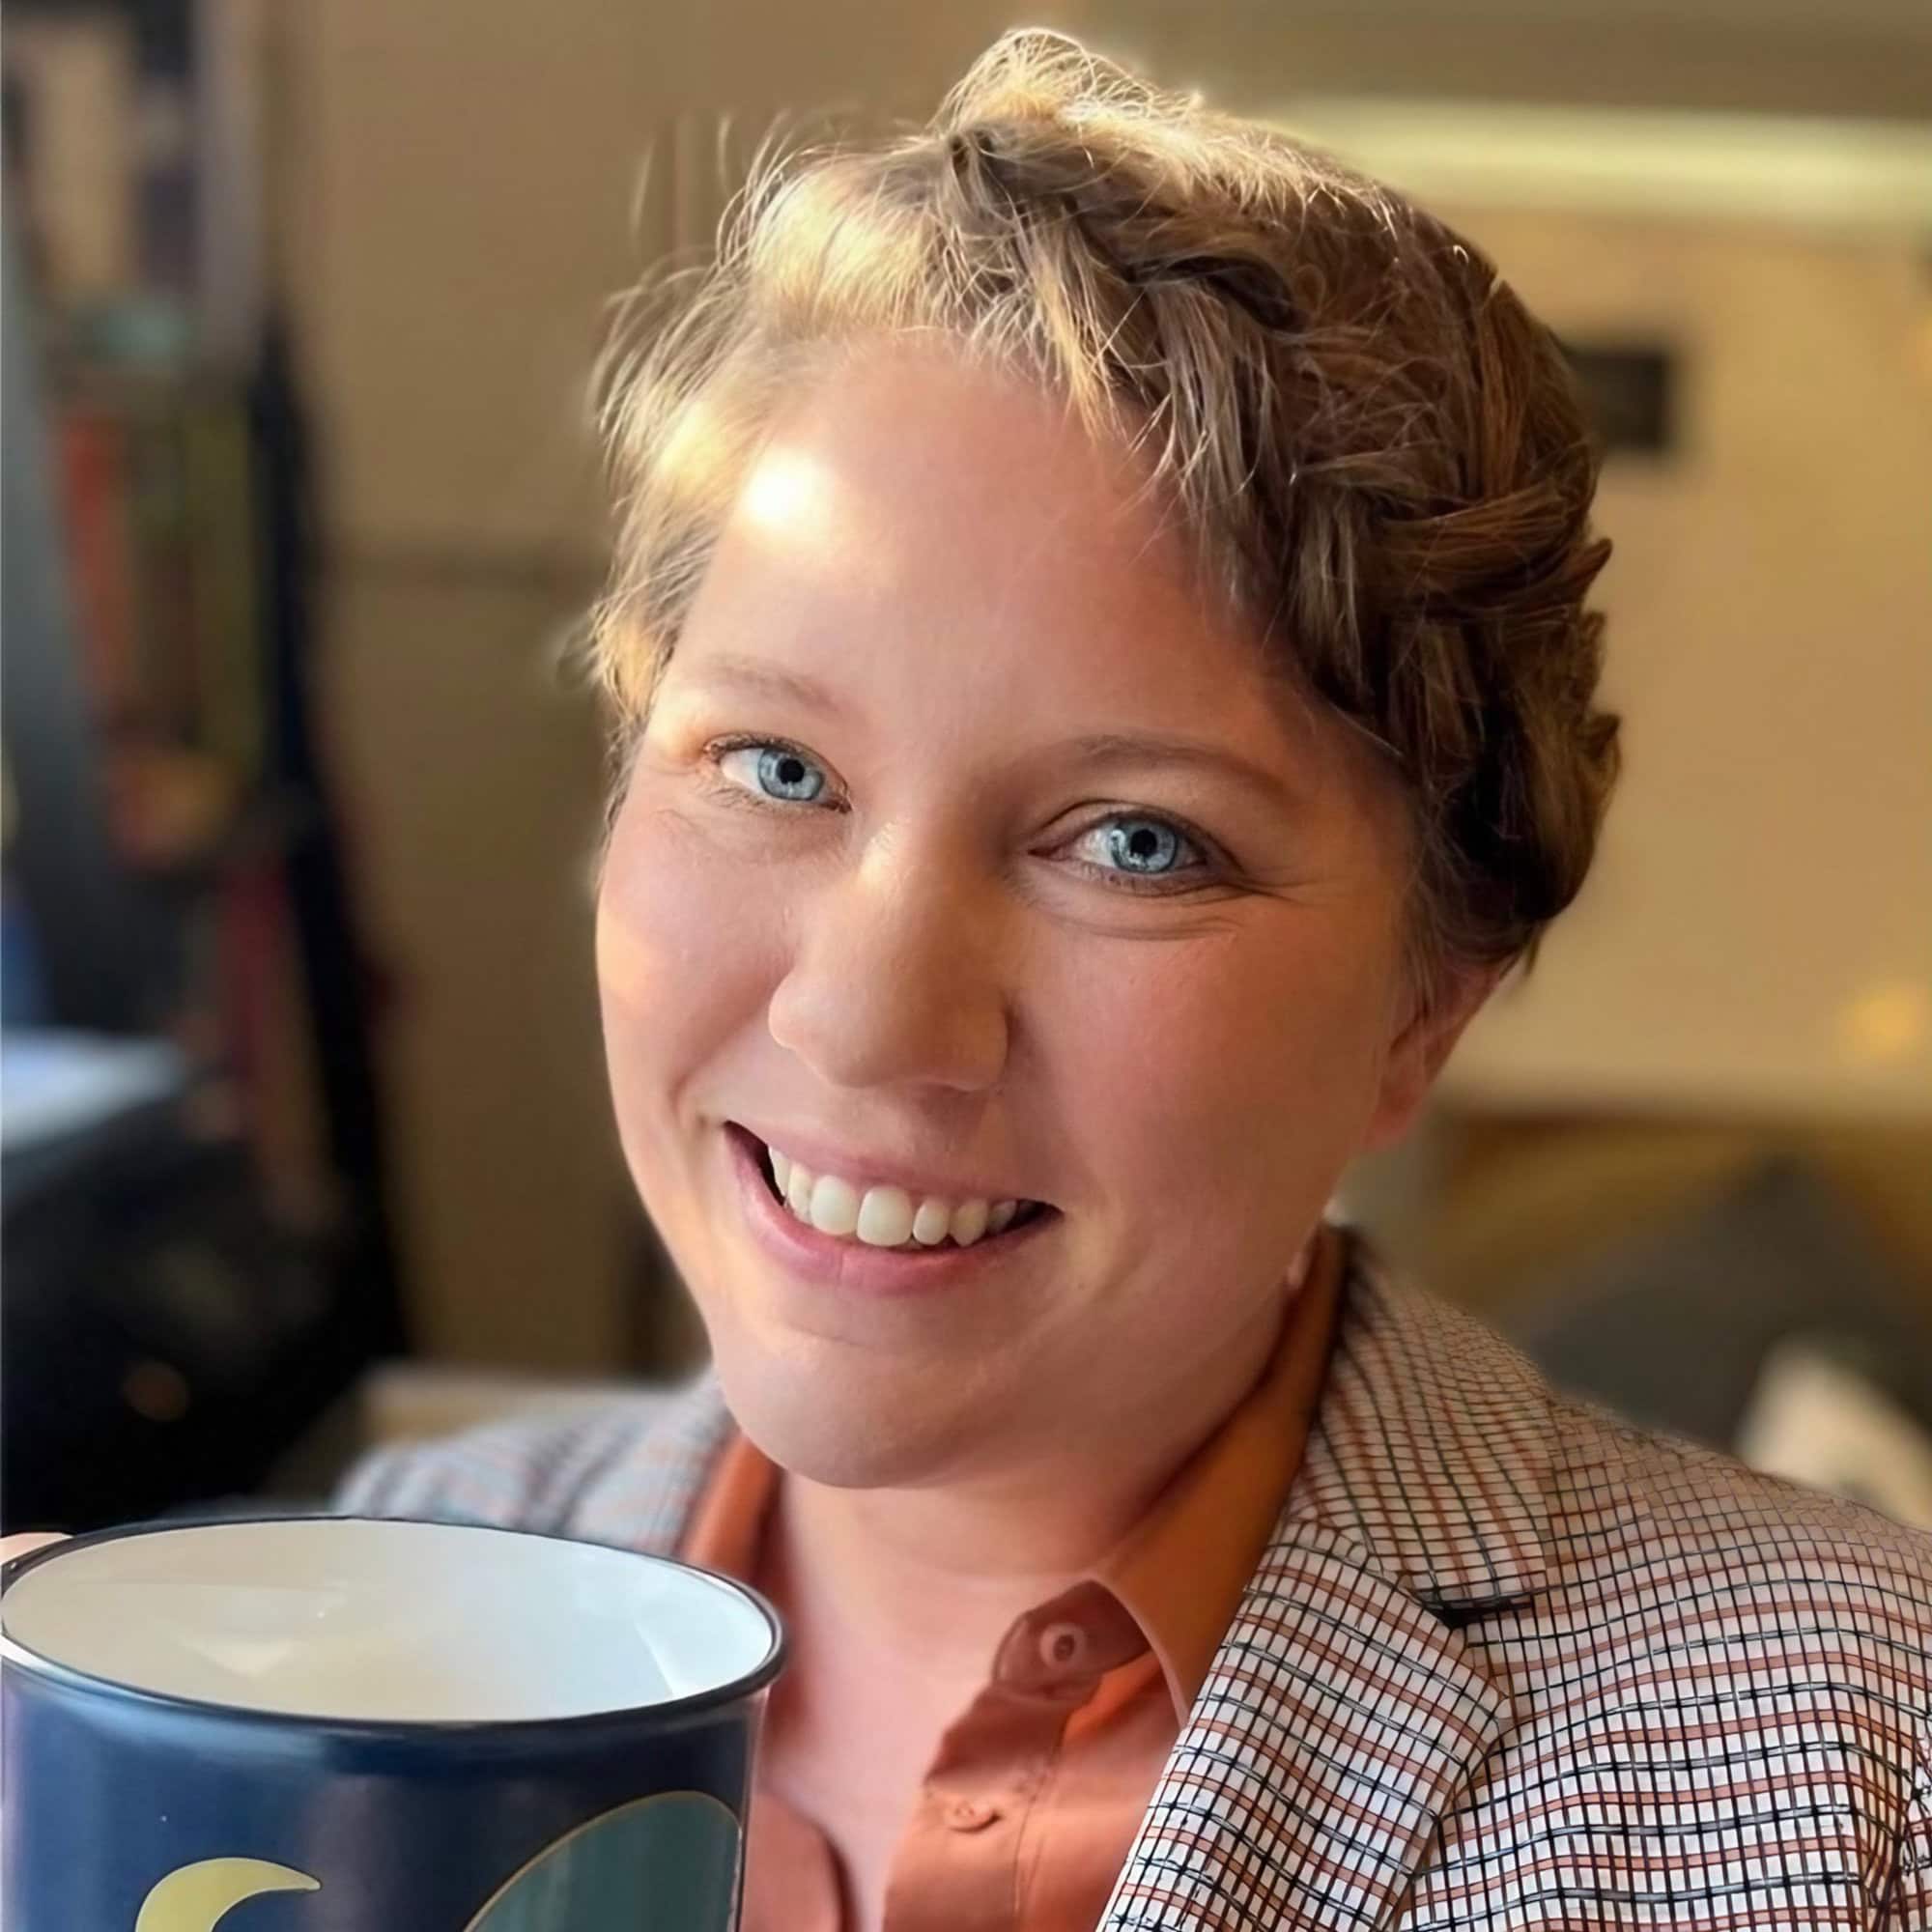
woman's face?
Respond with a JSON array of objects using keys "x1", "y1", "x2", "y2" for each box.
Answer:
[{"x1": 598, "y1": 348, "x2": 1463, "y2": 1490}]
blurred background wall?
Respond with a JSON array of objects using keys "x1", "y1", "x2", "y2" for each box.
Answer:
[{"x1": 4, "y1": 0, "x2": 1928, "y2": 1525}]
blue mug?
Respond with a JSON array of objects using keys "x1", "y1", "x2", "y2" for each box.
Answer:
[{"x1": 1, "y1": 1517, "x2": 784, "y2": 1929}]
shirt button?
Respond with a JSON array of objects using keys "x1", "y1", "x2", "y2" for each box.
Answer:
[
  {"x1": 1037, "y1": 1619, "x2": 1088, "y2": 1670},
  {"x1": 943, "y1": 1797, "x2": 1001, "y2": 1833}
]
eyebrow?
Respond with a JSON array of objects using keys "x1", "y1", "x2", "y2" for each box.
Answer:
[
  {"x1": 686, "y1": 658, "x2": 1305, "y2": 812},
  {"x1": 686, "y1": 655, "x2": 843, "y2": 714},
  {"x1": 1065, "y1": 732, "x2": 1307, "y2": 814}
]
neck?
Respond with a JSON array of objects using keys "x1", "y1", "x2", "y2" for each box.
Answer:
[{"x1": 766, "y1": 1285, "x2": 1290, "y2": 1684}]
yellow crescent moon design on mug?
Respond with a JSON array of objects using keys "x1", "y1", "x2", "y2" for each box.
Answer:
[
  {"x1": 119, "y1": 1796, "x2": 737, "y2": 1928},
  {"x1": 133, "y1": 1859, "x2": 320, "y2": 1932}
]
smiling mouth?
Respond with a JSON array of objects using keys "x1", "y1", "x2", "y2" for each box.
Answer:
[{"x1": 729, "y1": 1124, "x2": 1054, "y2": 1253}]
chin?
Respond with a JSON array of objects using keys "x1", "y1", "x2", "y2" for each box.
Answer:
[{"x1": 707, "y1": 1333, "x2": 986, "y2": 1491}]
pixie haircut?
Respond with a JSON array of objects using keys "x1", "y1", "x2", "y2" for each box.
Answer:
[{"x1": 590, "y1": 29, "x2": 1620, "y2": 992}]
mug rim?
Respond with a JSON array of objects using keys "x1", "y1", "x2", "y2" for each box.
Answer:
[{"x1": 0, "y1": 1514, "x2": 786, "y2": 1737}]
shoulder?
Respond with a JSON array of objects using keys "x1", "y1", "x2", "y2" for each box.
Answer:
[
  {"x1": 1546, "y1": 1375, "x2": 1932, "y2": 1759},
  {"x1": 1335, "y1": 1233, "x2": 1932, "y2": 1622},
  {"x1": 1350, "y1": 1247, "x2": 1930, "y2": 1918},
  {"x1": 1531, "y1": 1398, "x2": 1931, "y2": 1921},
  {"x1": 1327, "y1": 1243, "x2": 1932, "y2": 1920},
  {"x1": 1552, "y1": 1371, "x2": 1932, "y2": 1599},
  {"x1": 1512, "y1": 1305, "x2": 1932, "y2": 1664},
  {"x1": 332, "y1": 1371, "x2": 734, "y2": 1555}
]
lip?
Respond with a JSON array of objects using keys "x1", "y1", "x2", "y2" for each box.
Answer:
[
  {"x1": 727, "y1": 1119, "x2": 1045, "y2": 1210},
  {"x1": 724, "y1": 1124, "x2": 1057, "y2": 1297}
]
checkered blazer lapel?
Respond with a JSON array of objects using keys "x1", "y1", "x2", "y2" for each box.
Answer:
[{"x1": 1097, "y1": 1244, "x2": 1558, "y2": 1931}]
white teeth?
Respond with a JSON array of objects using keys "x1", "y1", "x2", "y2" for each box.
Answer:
[
  {"x1": 785, "y1": 1161, "x2": 813, "y2": 1218},
  {"x1": 911, "y1": 1198, "x2": 952, "y2": 1246},
  {"x1": 855, "y1": 1186, "x2": 916, "y2": 1248},
  {"x1": 808, "y1": 1174, "x2": 861, "y2": 1237},
  {"x1": 758, "y1": 1140, "x2": 1038, "y2": 1251},
  {"x1": 949, "y1": 1199, "x2": 990, "y2": 1247}
]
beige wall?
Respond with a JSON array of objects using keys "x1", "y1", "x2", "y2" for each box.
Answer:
[
  {"x1": 282, "y1": 1, "x2": 1079, "y2": 570},
  {"x1": 1123, "y1": 4, "x2": 1932, "y2": 124},
  {"x1": 1434, "y1": 210, "x2": 1932, "y2": 1118},
  {"x1": 317, "y1": 564, "x2": 627, "y2": 1367}
]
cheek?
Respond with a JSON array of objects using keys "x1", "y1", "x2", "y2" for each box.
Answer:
[
  {"x1": 595, "y1": 797, "x2": 781, "y2": 1172},
  {"x1": 1056, "y1": 925, "x2": 1394, "y2": 1218}
]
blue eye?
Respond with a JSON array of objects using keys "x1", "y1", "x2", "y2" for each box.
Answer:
[
  {"x1": 1072, "y1": 814, "x2": 1202, "y2": 882},
  {"x1": 716, "y1": 741, "x2": 829, "y2": 804}
]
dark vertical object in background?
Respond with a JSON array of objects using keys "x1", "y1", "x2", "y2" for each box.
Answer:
[
  {"x1": 0, "y1": 217, "x2": 160, "y2": 1032},
  {"x1": 2, "y1": 0, "x2": 412, "y2": 1525},
  {"x1": 249, "y1": 313, "x2": 407, "y2": 1359}
]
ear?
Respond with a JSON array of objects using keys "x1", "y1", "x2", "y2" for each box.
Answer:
[{"x1": 1358, "y1": 960, "x2": 1504, "y2": 1155}]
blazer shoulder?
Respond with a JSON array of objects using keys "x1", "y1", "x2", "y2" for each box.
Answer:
[
  {"x1": 1541, "y1": 1382, "x2": 1932, "y2": 1749},
  {"x1": 1551, "y1": 1379, "x2": 1932, "y2": 1595},
  {"x1": 332, "y1": 1372, "x2": 731, "y2": 1553},
  {"x1": 1351, "y1": 1242, "x2": 1932, "y2": 1606},
  {"x1": 1340, "y1": 1245, "x2": 1929, "y2": 1714}
]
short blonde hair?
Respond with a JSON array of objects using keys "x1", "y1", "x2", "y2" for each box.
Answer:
[{"x1": 590, "y1": 29, "x2": 1620, "y2": 987}]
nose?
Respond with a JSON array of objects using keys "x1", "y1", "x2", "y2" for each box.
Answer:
[{"x1": 765, "y1": 834, "x2": 1010, "y2": 1095}]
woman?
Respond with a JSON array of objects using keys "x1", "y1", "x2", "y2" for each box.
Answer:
[{"x1": 98, "y1": 30, "x2": 1932, "y2": 1930}]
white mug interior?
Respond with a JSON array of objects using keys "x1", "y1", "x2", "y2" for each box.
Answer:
[{"x1": 0, "y1": 1519, "x2": 779, "y2": 1723}]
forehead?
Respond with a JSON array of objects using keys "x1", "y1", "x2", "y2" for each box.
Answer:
[{"x1": 681, "y1": 345, "x2": 1310, "y2": 753}]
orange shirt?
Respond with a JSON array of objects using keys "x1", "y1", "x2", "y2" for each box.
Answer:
[{"x1": 680, "y1": 1224, "x2": 1346, "y2": 1932}]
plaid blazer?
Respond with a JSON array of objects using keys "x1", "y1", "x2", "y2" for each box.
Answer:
[{"x1": 339, "y1": 1237, "x2": 1932, "y2": 1929}]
